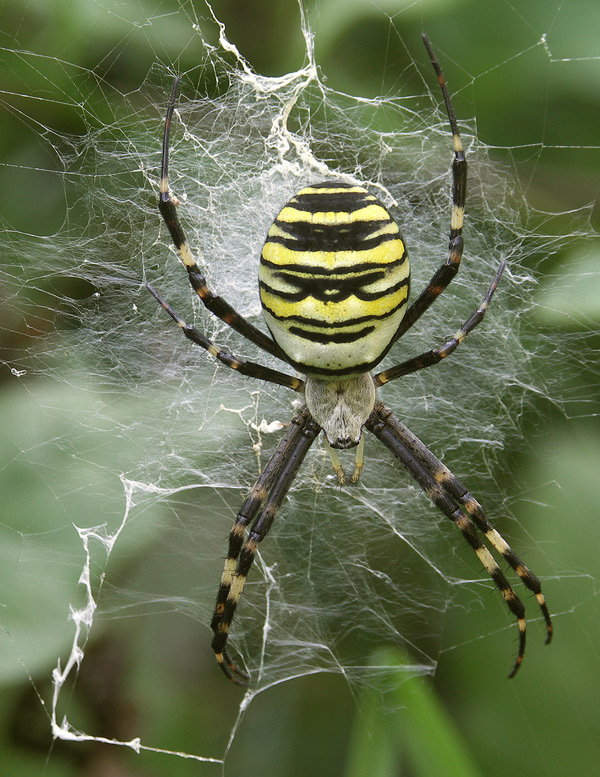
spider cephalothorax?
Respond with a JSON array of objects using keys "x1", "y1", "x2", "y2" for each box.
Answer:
[{"x1": 148, "y1": 35, "x2": 552, "y2": 685}]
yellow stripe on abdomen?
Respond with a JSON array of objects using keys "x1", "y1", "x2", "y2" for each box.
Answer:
[{"x1": 259, "y1": 181, "x2": 410, "y2": 377}]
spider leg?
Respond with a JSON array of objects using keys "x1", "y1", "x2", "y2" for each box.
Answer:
[
  {"x1": 157, "y1": 76, "x2": 286, "y2": 362},
  {"x1": 366, "y1": 401, "x2": 552, "y2": 677},
  {"x1": 390, "y1": 35, "x2": 467, "y2": 344},
  {"x1": 372, "y1": 406, "x2": 552, "y2": 641},
  {"x1": 374, "y1": 259, "x2": 505, "y2": 386},
  {"x1": 147, "y1": 283, "x2": 304, "y2": 391},
  {"x1": 211, "y1": 407, "x2": 321, "y2": 684}
]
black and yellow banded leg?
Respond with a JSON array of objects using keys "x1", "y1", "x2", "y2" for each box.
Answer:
[
  {"x1": 366, "y1": 402, "x2": 543, "y2": 678},
  {"x1": 375, "y1": 259, "x2": 506, "y2": 386},
  {"x1": 392, "y1": 34, "x2": 467, "y2": 344},
  {"x1": 211, "y1": 408, "x2": 321, "y2": 684},
  {"x1": 209, "y1": 407, "x2": 315, "y2": 675},
  {"x1": 157, "y1": 76, "x2": 285, "y2": 362},
  {"x1": 372, "y1": 406, "x2": 553, "y2": 650},
  {"x1": 147, "y1": 284, "x2": 304, "y2": 392},
  {"x1": 209, "y1": 462, "x2": 283, "y2": 683}
]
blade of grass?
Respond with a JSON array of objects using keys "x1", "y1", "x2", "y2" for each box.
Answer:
[{"x1": 344, "y1": 648, "x2": 485, "y2": 777}]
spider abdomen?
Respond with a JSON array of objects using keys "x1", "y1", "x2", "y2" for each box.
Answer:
[{"x1": 259, "y1": 181, "x2": 409, "y2": 377}]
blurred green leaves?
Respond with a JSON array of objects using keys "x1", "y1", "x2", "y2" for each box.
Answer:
[
  {"x1": 345, "y1": 649, "x2": 484, "y2": 777},
  {"x1": 534, "y1": 243, "x2": 600, "y2": 327}
]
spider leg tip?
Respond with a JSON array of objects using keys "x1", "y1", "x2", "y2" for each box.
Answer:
[
  {"x1": 507, "y1": 656, "x2": 523, "y2": 679},
  {"x1": 228, "y1": 674, "x2": 249, "y2": 688},
  {"x1": 215, "y1": 651, "x2": 250, "y2": 686}
]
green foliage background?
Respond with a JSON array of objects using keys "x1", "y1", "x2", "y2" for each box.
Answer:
[{"x1": 1, "y1": 1, "x2": 598, "y2": 775}]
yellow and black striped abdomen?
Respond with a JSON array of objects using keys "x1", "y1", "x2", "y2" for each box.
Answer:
[{"x1": 259, "y1": 182, "x2": 409, "y2": 377}]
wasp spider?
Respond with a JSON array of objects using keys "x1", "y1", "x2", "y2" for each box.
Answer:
[{"x1": 148, "y1": 35, "x2": 552, "y2": 684}]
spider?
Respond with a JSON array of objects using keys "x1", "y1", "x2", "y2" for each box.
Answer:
[{"x1": 148, "y1": 35, "x2": 552, "y2": 685}]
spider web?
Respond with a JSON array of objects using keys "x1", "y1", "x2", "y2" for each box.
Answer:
[{"x1": 1, "y1": 0, "x2": 599, "y2": 771}]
